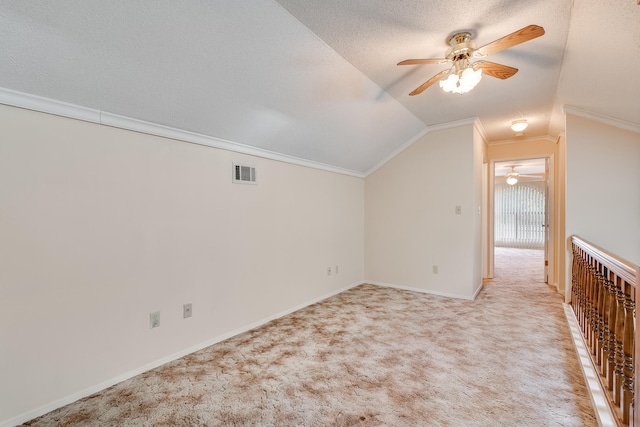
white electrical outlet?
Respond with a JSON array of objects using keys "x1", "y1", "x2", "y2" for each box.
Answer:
[
  {"x1": 183, "y1": 303, "x2": 192, "y2": 319},
  {"x1": 327, "y1": 267, "x2": 332, "y2": 276},
  {"x1": 455, "y1": 206, "x2": 462, "y2": 215},
  {"x1": 150, "y1": 311, "x2": 160, "y2": 328},
  {"x1": 433, "y1": 265, "x2": 439, "y2": 274}
]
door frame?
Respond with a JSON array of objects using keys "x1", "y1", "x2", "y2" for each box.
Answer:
[{"x1": 486, "y1": 154, "x2": 555, "y2": 286}]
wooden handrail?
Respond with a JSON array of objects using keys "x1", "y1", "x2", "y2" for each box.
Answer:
[
  {"x1": 570, "y1": 235, "x2": 637, "y2": 426},
  {"x1": 572, "y1": 236, "x2": 637, "y2": 287}
]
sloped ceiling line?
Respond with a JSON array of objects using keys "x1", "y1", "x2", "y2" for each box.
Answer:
[
  {"x1": 0, "y1": 87, "x2": 367, "y2": 178},
  {"x1": 3, "y1": 87, "x2": 638, "y2": 183},
  {"x1": 563, "y1": 105, "x2": 640, "y2": 135}
]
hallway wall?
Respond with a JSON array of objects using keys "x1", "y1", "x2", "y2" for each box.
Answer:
[{"x1": 565, "y1": 114, "x2": 640, "y2": 265}]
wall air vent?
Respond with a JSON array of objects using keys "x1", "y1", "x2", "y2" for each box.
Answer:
[{"x1": 232, "y1": 163, "x2": 257, "y2": 184}]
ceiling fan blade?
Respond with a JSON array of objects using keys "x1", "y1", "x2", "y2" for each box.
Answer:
[
  {"x1": 475, "y1": 25, "x2": 545, "y2": 57},
  {"x1": 409, "y1": 70, "x2": 449, "y2": 96},
  {"x1": 519, "y1": 174, "x2": 544, "y2": 178},
  {"x1": 398, "y1": 58, "x2": 449, "y2": 66},
  {"x1": 473, "y1": 61, "x2": 518, "y2": 79}
]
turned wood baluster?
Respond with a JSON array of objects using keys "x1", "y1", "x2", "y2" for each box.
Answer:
[
  {"x1": 600, "y1": 273, "x2": 613, "y2": 379},
  {"x1": 576, "y1": 248, "x2": 588, "y2": 331},
  {"x1": 580, "y1": 253, "x2": 588, "y2": 331},
  {"x1": 622, "y1": 280, "x2": 635, "y2": 425},
  {"x1": 615, "y1": 275, "x2": 626, "y2": 406},
  {"x1": 572, "y1": 246, "x2": 584, "y2": 327},
  {"x1": 590, "y1": 263, "x2": 603, "y2": 362},
  {"x1": 581, "y1": 253, "x2": 591, "y2": 338},
  {"x1": 570, "y1": 236, "x2": 636, "y2": 427},
  {"x1": 571, "y1": 246, "x2": 580, "y2": 317},
  {"x1": 595, "y1": 270, "x2": 606, "y2": 368},
  {"x1": 608, "y1": 270, "x2": 620, "y2": 392},
  {"x1": 588, "y1": 263, "x2": 598, "y2": 350}
]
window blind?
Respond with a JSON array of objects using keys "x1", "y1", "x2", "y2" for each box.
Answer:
[{"x1": 494, "y1": 181, "x2": 545, "y2": 249}]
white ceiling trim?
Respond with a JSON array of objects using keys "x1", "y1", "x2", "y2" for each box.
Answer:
[
  {"x1": 363, "y1": 126, "x2": 429, "y2": 177},
  {"x1": 363, "y1": 117, "x2": 479, "y2": 177},
  {"x1": 488, "y1": 135, "x2": 558, "y2": 146},
  {"x1": 473, "y1": 118, "x2": 489, "y2": 146},
  {"x1": 0, "y1": 87, "x2": 102, "y2": 124},
  {"x1": 0, "y1": 87, "x2": 366, "y2": 178},
  {"x1": 563, "y1": 105, "x2": 640, "y2": 135},
  {"x1": 428, "y1": 117, "x2": 478, "y2": 132}
]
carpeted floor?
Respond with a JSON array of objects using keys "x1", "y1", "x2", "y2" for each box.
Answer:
[{"x1": 23, "y1": 248, "x2": 597, "y2": 426}]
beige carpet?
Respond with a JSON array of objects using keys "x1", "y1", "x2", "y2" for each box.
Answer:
[{"x1": 23, "y1": 248, "x2": 596, "y2": 426}]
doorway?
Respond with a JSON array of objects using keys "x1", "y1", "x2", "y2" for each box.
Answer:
[{"x1": 490, "y1": 158, "x2": 551, "y2": 282}]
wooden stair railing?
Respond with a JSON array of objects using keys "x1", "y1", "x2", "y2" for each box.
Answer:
[{"x1": 571, "y1": 236, "x2": 637, "y2": 426}]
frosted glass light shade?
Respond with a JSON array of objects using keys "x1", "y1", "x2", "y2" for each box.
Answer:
[
  {"x1": 439, "y1": 67, "x2": 482, "y2": 94},
  {"x1": 511, "y1": 120, "x2": 528, "y2": 132}
]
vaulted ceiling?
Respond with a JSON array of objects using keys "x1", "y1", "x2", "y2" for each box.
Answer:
[{"x1": 1, "y1": 0, "x2": 638, "y2": 175}]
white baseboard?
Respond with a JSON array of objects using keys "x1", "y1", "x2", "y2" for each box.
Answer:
[
  {"x1": 471, "y1": 282, "x2": 484, "y2": 300},
  {"x1": 1, "y1": 281, "x2": 363, "y2": 427},
  {"x1": 366, "y1": 280, "x2": 478, "y2": 300},
  {"x1": 562, "y1": 303, "x2": 616, "y2": 427}
]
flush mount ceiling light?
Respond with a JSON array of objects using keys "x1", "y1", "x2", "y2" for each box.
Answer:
[{"x1": 511, "y1": 120, "x2": 528, "y2": 132}]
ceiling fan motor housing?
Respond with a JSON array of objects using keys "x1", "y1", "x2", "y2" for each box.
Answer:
[{"x1": 445, "y1": 32, "x2": 477, "y2": 60}]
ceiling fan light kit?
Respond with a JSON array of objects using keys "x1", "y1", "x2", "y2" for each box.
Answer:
[
  {"x1": 504, "y1": 165, "x2": 542, "y2": 185},
  {"x1": 439, "y1": 59, "x2": 483, "y2": 94},
  {"x1": 506, "y1": 166, "x2": 520, "y2": 185},
  {"x1": 398, "y1": 25, "x2": 545, "y2": 96},
  {"x1": 439, "y1": 32, "x2": 483, "y2": 94}
]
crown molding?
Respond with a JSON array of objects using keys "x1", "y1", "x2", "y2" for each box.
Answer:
[
  {"x1": 0, "y1": 87, "x2": 102, "y2": 123},
  {"x1": 429, "y1": 117, "x2": 477, "y2": 132},
  {"x1": 563, "y1": 105, "x2": 640, "y2": 135},
  {"x1": 99, "y1": 111, "x2": 365, "y2": 178},
  {"x1": 364, "y1": 117, "x2": 479, "y2": 177},
  {"x1": 488, "y1": 134, "x2": 557, "y2": 146},
  {"x1": 473, "y1": 117, "x2": 489, "y2": 144},
  {"x1": 363, "y1": 126, "x2": 429, "y2": 177},
  {"x1": 0, "y1": 87, "x2": 365, "y2": 179}
]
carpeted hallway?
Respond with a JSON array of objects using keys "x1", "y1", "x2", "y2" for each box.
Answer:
[{"x1": 22, "y1": 248, "x2": 597, "y2": 426}]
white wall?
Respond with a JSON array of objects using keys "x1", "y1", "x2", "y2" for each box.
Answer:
[
  {"x1": 565, "y1": 114, "x2": 640, "y2": 266},
  {"x1": 472, "y1": 125, "x2": 486, "y2": 295},
  {"x1": 0, "y1": 104, "x2": 364, "y2": 425},
  {"x1": 364, "y1": 123, "x2": 482, "y2": 299}
]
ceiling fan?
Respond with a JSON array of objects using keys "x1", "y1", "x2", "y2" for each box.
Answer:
[
  {"x1": 504, "y1": 166, "x2": 543, "y2": 185},
  {"x1": 398, "y1": 24, "x2": 545, "y2": 96}
]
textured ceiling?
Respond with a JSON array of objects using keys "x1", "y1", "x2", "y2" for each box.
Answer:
[
  {"x1": 0, "y1": 0, "x2": 638, "y2": 175},
  {"x1": 276, "y1": 0, "x2": 571, "y2": 142}
]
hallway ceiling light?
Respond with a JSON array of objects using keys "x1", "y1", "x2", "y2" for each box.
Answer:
[{"x1": 511, "y1": 120, "x2": 528, "y2": 132}]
